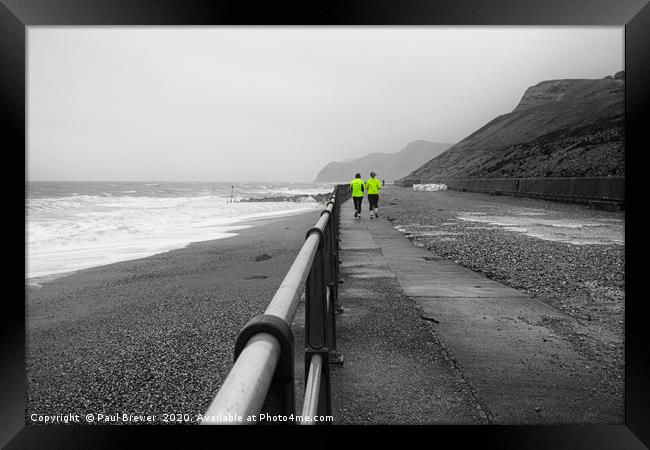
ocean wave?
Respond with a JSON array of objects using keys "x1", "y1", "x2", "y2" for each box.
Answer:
[{"x1": 26, "y1": 191, "x2": 323, "y2": 279}]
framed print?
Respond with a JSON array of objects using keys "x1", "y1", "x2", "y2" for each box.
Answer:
[{"x1": 3, "y1": 0, "x2": 649, "y2": 448}]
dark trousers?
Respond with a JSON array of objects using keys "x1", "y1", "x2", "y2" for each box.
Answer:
[
  {"x1": 368, "y1": 194, "x2": 379, "y2": 211},
  {"x1": 352, "y1": 196, "x2": 363, "y2": 214}
]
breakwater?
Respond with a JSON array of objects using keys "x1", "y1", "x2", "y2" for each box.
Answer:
[{"x1": 238, "y1": 193, "x2": 331, "y2": 203}]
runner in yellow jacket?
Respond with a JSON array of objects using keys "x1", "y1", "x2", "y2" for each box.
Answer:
[
  {"x1": 350, "y1": 173, "x2": 365, "y2": 219},
  {"x1": 366, "y1": 171, "x2": 382, "y2": 219}
]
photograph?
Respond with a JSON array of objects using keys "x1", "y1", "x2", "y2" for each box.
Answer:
[
  {"x1": 2, "y1": 0, "x2": 649, "y2": 448},
  {"x1": 25, "y1": 25, "x2": 626, "y2": 423}
]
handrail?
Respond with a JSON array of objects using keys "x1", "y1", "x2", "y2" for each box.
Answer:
[
  {"x1": 264, "y1": 201, "x2": 334, "y2": 323},
  {"x1": 201, "y1": 185, "x2": 350, "y2": 425},
  {"x1": 202, "y1": 333, "x2": 281, "y2": 422},
  {"x1": 299, "y1": 354, "x2": 322, "y2": 425}
]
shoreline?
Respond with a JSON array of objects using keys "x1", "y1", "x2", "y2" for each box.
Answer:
[{"x1": 26, "y1": 205, "x2": 321, "y2": 287}]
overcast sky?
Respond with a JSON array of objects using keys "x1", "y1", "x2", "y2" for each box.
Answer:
[{"x1": 28, "y1": 27, "x2": 623, "y2": 182}]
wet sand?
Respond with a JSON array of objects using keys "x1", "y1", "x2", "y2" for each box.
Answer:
[{"x1": 26, "y1": 209, "x2": 321, "y2": 423}]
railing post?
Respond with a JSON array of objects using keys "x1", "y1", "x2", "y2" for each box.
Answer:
[
  {"x1": 305, "y1": 228, "x2": 328, "y2": 351},
  {"x1": 332, "y1": 191, "x2": 343, "y2": 313},
  {"x1": 304, "y1": 202, "x2": 342, "y2": 419},
  {"x1": 326, "y1": 200, "x2": 339, "y2": 313},
  {"x1": 304, "y1": 230, "x2": 332, "y2": 415},
  {"x1": 322, "y1": 200, "x2": 344, "y2": 365}
]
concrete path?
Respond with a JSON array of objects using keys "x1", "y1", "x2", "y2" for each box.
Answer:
[
  {"x1": 333, "y1": 198, "x2": 621, "y2": 424},
  {"x1": 320, "y1": 201, "x2": 487, "y2": 424}
]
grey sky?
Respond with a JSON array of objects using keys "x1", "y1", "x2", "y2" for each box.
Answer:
[{"x1": 28, "y1": 27, "x2": 623, "y2": 182}]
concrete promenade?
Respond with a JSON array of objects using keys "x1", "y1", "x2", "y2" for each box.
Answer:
[{"x1": 329, "y1": 198, "x2": 620, "y2": 424}]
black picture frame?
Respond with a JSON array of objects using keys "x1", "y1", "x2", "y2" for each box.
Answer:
[{"x1": 3, "y1": 0, "x2": 649, "y2": 448}]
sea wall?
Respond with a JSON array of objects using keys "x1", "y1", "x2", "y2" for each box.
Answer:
[
  {"x1": 393, "y1": 177, "x2": 420, "y2": 187},
  {"x1": 397, "y1": 177, "x2": 624, "y2": 210}
]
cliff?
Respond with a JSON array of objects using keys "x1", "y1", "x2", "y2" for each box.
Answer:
[{"x1": 403, "y1": 71, "x2": 624, "y2": 182}]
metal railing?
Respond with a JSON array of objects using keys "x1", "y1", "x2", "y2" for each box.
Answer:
[{"x1": 201, "y1": 184, "x2": 350, "y2": 425}]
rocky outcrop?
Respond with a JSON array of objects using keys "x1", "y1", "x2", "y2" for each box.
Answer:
[
  {"x1": 239, "y1": 193, "x2": 331, "y2": 203},
  {"x1": 402, "y1": 73, "x2": 624, "y2": 182}
]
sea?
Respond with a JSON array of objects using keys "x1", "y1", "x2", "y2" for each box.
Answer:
[{"x1": 26, "y1": 181, "x2": 334, "y2": 284}]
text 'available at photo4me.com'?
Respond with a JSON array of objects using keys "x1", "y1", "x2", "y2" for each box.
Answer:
[{"x1": 29, "y1": 412, "x2": 335, "y2": 424}]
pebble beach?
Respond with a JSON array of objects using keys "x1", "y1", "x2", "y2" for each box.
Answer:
[
  {"x1": 379, "y1": 186, "x2": 625, "y2": 403},
  {"x1": 26, "y1": 210, "x2": 321, "y2": 424}
]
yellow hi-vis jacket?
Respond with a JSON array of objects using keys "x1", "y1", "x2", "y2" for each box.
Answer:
[
  {"x1": 366, "y1": 177, "x2": 382, "y2": 195},
  {"x1": 350, "y1": 178, "x2": 365, "y2": 197}
]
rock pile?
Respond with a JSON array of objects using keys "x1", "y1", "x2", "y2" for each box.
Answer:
[{"x1": 239, "y1": 193, "x2": 330, "y2": 203}]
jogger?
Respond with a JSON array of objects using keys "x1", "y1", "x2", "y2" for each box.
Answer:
[
  {"x1": 349, "y1": 173, "x2": 365, "y2": 218},
  {"x1": 366, "y1": 171, "x2": 382, "y2": 219}
]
